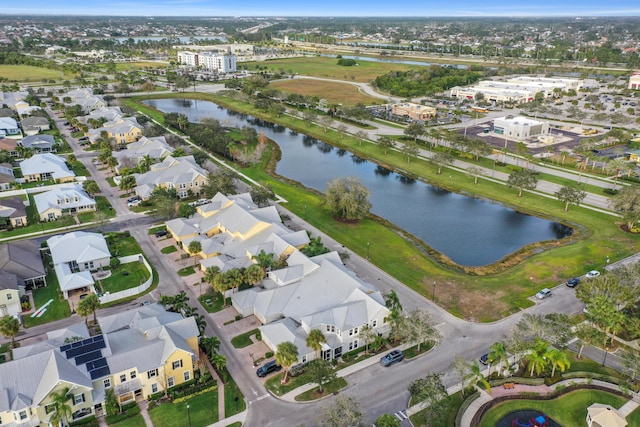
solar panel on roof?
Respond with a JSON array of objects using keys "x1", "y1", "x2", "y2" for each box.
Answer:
[
  {"x1": 89, "y1": 366, "x2": 110, "y2": 380},
  {"x1": 86, "y1": 357, "x2": 107, "y2": 371},
  {"x1": 75, "y1": 349, "x2": 102, "y2": 365},
  {"x1": 93, "y1": 335, "x2": 105, "y2": 343},
  {"x1": 60, "y1": 344, "x2": 72, "y2": 352}
]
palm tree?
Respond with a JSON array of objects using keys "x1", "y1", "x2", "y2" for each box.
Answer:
[
  {"x1": 244, "y1": 264, "x2": 265, "y2": 287},
  {"x1": 212, "y1": 274, "x2": 231, "y2": 305},
  {"x1": 77, "y1": 294, "x2": 101, "y2": 325},
  {"x1": 200, "y1": 336, "x2": 221, "y2": 357},
  {"x1": 210, "y1": 353, "x2": 227, "y2": 379},
  {"x1": 252, "y1": 250, "x2": 275, "y2": 273},
  {"x1": 465, "y1": 361, "x2": 491, "y2": 393},
  {"x1": 359, "y1": 324, "x2": 376, "y2": 355},
  {"x1": 545, "y1": 347, "x2": 570, "y2": 378},
  {"x1": 275, "y1": 341, "x2": 299, "y2": 384},
  {"x1": 203, "y1": 266, "x2": 220, "y2": 288},
  {"x1": 224, "y1": 269, "x2": 244, "y2": 293},
  {"x1": 488, "y1": 341, "x2": 510, "y2": 376},
  {"x1": 188, "y1": 240, "x2": 202, "y2": 266},
  {"x1": 48, "y1": 387, "x2": 73, "y2": 427},
  {"x1": 527, "y1": 339, "x2": 550, "y2": 377},
  {"x1": 306, "y1": 329, "x2": 326, "y2": 360},
  {"x1": 384, "y1": 290, "x2": 403, "y2": 339},
  {"x1": 0, "y1": 315, "x2": 20, "y2": 348}
]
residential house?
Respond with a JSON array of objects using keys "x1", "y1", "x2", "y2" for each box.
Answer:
[
  {"x1": 586, "y1": 403, "x2": 627, "y2": 427},
  {"x1": 78, "y1": 106, "x2": 123, "y2": 124},
  {"x1": 0, "y1": 138, "x2": 18, "y2": 157},
  {"x1": 33, "y1": 186, "x2": 96, "y2": 221},
  {"x1": 64, "y1": 88, "x2": 106, "y2": 113},
  {"x1": 113, "y1": 136, "x2": 173, "y2": 173},
  {"x1": 0, "y1": 270, "x2": 23, "y2": 316},
  {"x1": 165, "y1": 192, "x2": 390, "y2": 364},
  {"x1": 47, "y1": 231, "x2": 110, "y2": 299},
  {"x1": 0, "y1": 240, "x2": 47, "y2": 289},
  {"x1": 20, "y1": 153, "x2": 76, "y2": 183},
  {"x1": 19, "y1": 134, "x2": 56, "y2": 153},
  {"x1": 133, "y1": 155, "x2": 208, "y2": 199},
  {"x1": 0, "y1": 108, "x2": 14, "y2": 118},
  {"x1": 629, "y1": 70, "x2": 640, "y2": 90},
  {"x1": 0, "y1": 116, "x2": 19, "y2": 137},
  {"x1": 625, "y1": 149, "x2": 640, "y2": 163},
  {"x1": 0, "y1": 196, "x2": 27, "y2": 228},
  {"x1": 86, "y1": 117, "x2": 143, "y2": 147},
  {"x1": 20, "y1": 116, "x2": 50, "y2": 135},
  {"x1": 15, "y1": 100, "x2": 42, "y2": 117},
  {"x1": 1, "y1": 305, "x2": 199, "y2": 424},
  {"x1": 0, "y1": 163, "x2": 15, "y2": 190}
]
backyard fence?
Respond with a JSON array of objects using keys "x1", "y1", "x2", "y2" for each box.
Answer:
[{"x1": 98, "y1": 254, "x2": 153, "y2": 304}]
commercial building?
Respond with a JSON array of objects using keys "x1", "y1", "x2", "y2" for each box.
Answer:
[
  {"x1": 629, "y1": 70, "x2": 640, "y2": 90},
  {"x1": 391, "y1": 102, "x2": 437, "y2": 121},
  {"x1": 177, "y1": 50, "x2": 237, "y2": 73},
  {"x1": 450, "y1": 76, "x2": 583, "y2": 103},
  {"x1": 493, "y1": 116, "x2": 550, "y2": 139}
]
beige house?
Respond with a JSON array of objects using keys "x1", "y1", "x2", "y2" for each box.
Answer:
[
  {"x1": 0, "y1": 196, "x2": 27, "y2": 228},
  {"x1": 0, "y1": 270, "x2": 23, "y2": 316},
  {"x1": 33, "y1": 186, "x2": 96, "y2": 221},
  {"x1": 87, "y1": 118, "x2": 143, "y2": 146},
  {"x1": 133, "y1": 155, "x2": 208, "y2": 200},
  {"x1": 391, "y1": 102, "x2": 437, "y2": 121},
  {"x1": 20, "y1": 153, "x2": 76, "y2": 183}
]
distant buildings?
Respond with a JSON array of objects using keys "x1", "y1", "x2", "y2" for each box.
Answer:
[
  {"x1": 450, "y1": 76, "x2": 583, "y2": 103},
  {"x1": 177, "y1": 49, "x2": 237, "y2": 73},
  {"x1": 629, "y1": 70, "x2": 640, "y2": 90},
  {"x1": 391, "y1": 102, "x2": 437, "y2": 121}
]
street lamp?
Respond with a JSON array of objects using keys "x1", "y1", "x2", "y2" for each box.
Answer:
[
  {"x1": 432, "y1": 281, "x2": 436, "y2": 302},
  {"x1": 602, "y1": 347, "x2": 609, "y2": 367},
  {"x1": 304, "y1": 205, "x2": 307, "y2": 220},
  {"x1": 366, "y1": 242, "x2": 370, "y2": 260},
  {"x1": 187, "y1": 403, "x2": 192, "y2": 427}
]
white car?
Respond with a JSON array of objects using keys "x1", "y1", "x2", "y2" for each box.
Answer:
[
  {"x1": 127, "y1": 200, "x2": 141, "y2": 207},
  {"x1": 535, "y1": 288, "x2": 552, "y2": 299},
  {"x1": 585, "y1": 270, "x2": 601, "y2": 279}
]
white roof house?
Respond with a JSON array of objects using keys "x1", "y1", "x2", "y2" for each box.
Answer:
[
  {"x1": 113, "y1": 136, "x2": 174, "y2": 172},
  {"x1": 79, "y1": 106, "x2": 123, "y2": 123},
  {"x1": 47, "y1": 231, "x2": 111, "y2": 298},
  {"x1": 0, "y1": 116, "x2": 19, "y2": 137},
  {"x1": 20, "y1": 153, "x2": 75, "y2": 182},
  {"x1": 133, "y1": 155, "x2": 208, "y2": 199},
  {"x1": 33, "y1": 186, "x2": 96, "y2": 221},
  {"x1": 64, "y1": 88, "x2": 106, "y2": 113}
]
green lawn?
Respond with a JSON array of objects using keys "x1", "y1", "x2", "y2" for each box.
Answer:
[
  {"x1": 224, "y1": 378, "x2": 246, "y2": 417},
  {"x1": 409, "y1": 391, "x2": 463, "y2": 427},
  {"x1": 479, "y1": 389, "x2": 628, "y2": 427},
  {"x1": 294, "y1": 377, "x2": 348, "y2": 401},
  {"x1": 0, "y1": 65, "x2": 67, "y2": 82},
  {"x1": 265, "y1": 370, "x2": 313, "y2": 396},
  {"x1": 110, "y1": 415, "x2": 147, "y2": 427},
  {"x1": 108, "y1": 234, "x2": 144, "y2": 257},
  {"x1": 69, "y1": 161, "x2": 89, "y2": 176},
  {"x1": 230, "y1": 329, "x2": 260, "y2": 349},
  {"x1": 149, "y1": 390, "x2": 219, "y2": 427},
  {"x1": 161, "y1": 245, "x2": 177, "y2": 254},
  {"x1": 77, "y1": 196, "x2": 115, "y2": 223},
  {"x1": 628, "y1": 406, "x2": 640, "y2": 426},
  {"x1": 177, "y1": 266, "x2": 196, "y2": 276},
  {"x1": 198, "y1": 293, "x2": 231, "y2": 313},
  {"x1": 24, "y1": 274, "x2": 71, "y2": 328},
  {"x1": 97, "y1": 262, "x2": 150, "y2": 294}
]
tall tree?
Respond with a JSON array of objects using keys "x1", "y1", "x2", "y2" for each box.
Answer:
[
  {"x1": 404, "y1": 121, "x2": 424, "y2": 142},
  {"x1": 555, "y1": 186, "x2": 587, "y2": 211},
  {"x1": 188, "y1": 240, "x2": 202, "y2": 266},
  {"x1": 306, "y1": 359, "x2": 336, "y2": 393},
  {"x1": 324, "y1": 176, "x2": 371, "y2": 221},
  {"x1": 432, "y1": 151, "x2": 454, "y2": 174},
  {"x1": 574, "y1": 323, "x2": 603, "y2": 359},
  {"x1": 527, "y1": 339, "x2": 550, "y2": 377},
  {"x1": 384, "y1": 291, "x2": 403, "y2": 339},
  {"x1": 611, "y1": 187, "x2": 640, "y2": 230},
  {"x1": 545, "y1": 347, "x2": 570, "y2": 377},
  {"x1": 275, "y1": 341, "x2": 299, "y2": 384},
  {"x1": 322, "y1": 395, "x2": 363, "y2": 427},
  {"x1": 306, "y1": 329, "x2": 326, "y2": 360},
  {"x1": 407, "y1": 374, "x2": 448, "y2": 420},
  {"x1": 466, "y1": 165, "x2": 484, "y2": 184},
  {"x1": 466, "y1": 361, "x2": 491, "y2": 393},
  {"x1": 378, "y1": 136, "x2": 395, "y2": 155},
  {"x1": 620, "y1": 349, "x2": 640, "y2": 382},
  {"x1": 401, "y1": 141, "x2": 419, "y2": 163},
  {"x1": 399, "y1": 309, "x2": 441, "y2": 352},
  {"x1": 47, "y1": 387, "x2": 73, "y2": 427},
  {"x1": 359, "y1": 324, "x2": 376, "y2": 355},
  {"x1": 244, "y1": 264, "x2": 265, "y2": 287},
  {"x1": 507, "y1": 169, "x2": 538, "y2": 197},
  {"x1": 0, "y1": 315, "x2": 20, "y2": 348},
  {"x1": 488, "y1": 341, "x2": 510, "y2": 375},
  {"x1": 82, "y1": 180, "x2": 100, "y2": 197}
]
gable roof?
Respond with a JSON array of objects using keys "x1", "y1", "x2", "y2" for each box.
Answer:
[
  {"x1": 33, "y1": 186, "x2": 96, "y2": 215},
  {"x1": 0, "y1": 240, "x2": 46, "y2": 280},
  {"x1": 19, "y1": 153, "x2": 75, "y2": 180},
  {"x1": 48, "y1": 231, "x2": 110, "y2": 265},
  {"x1": 20, "y1": 134, "x2": 55, "y2": 150},
  {"x1": 0, "y1": 196, "x2": 26, "y2": 219},
  {"x1": 134, "y1": 155, "x2": 207, "y2": 192}
]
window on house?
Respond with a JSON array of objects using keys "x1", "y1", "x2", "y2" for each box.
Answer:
[
  {"x1": 103, "y1": 378, "x2": 111, "y2": 388},
  {"x1": 73, "y1": 394, "x2": 85, "y2": 405},
  {"x1": 167, "y1": 377, "x2": 174, "y2": 387},
  {"x1": 172, "y1": 360, "x2": 183, "y2": 370},
  {"x1": 45, "y1": 404, "x2": 55, "y2": 414},
  {"x1": 151, "y1": 383, "x2": 158, "y2": 393},
  {"x1": 184, "y1": 371, "x2": 190, "y2": 382},
  {"x1": 130, "y1": 371, "x2": 136, "y2": 379},
  {"x1": 372, "y1": 320, "x2": 377, "y2": 328},
  {"x1": 6, "y1": 294, "x2": 11, "y2": 300},
  {"x1": 120, "y1": 374, "x2": 126, "y2": 383},
  {"x1": 301, "y1": 355, "x2": 307, "y2": 363},
  {"x1": 147, "y1": 369, "x2": 158, "y2": 379},
  {"x1": 19, "y1": 410, "x2": 27, "y2": 420}
]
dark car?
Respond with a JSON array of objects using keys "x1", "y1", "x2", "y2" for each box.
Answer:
[
  {"x1": 256, "y1": 360, "x2": 281, "y2": 377},
  {"x1": 567, "y1": 277, "x2": 581, "y2": 288},
  {"x1": 155, "y1": 229, "x2": 168, "y2": 238},
  {"x1": 380, "y1": 350, "x2": 404, "y2": 367},
  {"x1": 479, "y1": 353, "x2": 492, "y2": 365}
]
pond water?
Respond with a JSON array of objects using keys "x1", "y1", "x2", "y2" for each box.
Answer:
[{"x1": 143, "y1": 98, "x2": 572, "y2": 266}]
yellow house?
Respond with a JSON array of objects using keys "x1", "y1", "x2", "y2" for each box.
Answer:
[
  {"x1": 626, "y1": 148, "x2": 640, "y2": 163},
  {"x1": 0, "y1": 271, "x2": 23, "y2": 316},
  {"x1": 0, "y1": 196, "x2": 27, "y2": 228},
  {"x1": 19, "y1": 153, "x2": 76, "y2": 183}
]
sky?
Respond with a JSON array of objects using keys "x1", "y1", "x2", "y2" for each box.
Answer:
[{"x1": 3, "y1": 0, "x2": 640, "y2": 17}]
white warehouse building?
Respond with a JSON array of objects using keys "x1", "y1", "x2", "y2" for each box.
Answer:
[
  {"x1": 493, "y1": 116, "x2": 550, "y2": 139},
  {"x1": 450, "y1": 76, "x2": 583, "y2": 103},
  {"x1": 177, "y1": 50, "x2": 237, "y2": 73}
]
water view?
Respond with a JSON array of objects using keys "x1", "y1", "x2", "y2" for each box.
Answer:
[{"x1": 143, "y1": 98, "x2": 572, "y2": 266}]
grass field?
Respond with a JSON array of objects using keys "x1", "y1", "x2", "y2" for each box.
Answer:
[
  {"x1": 628, "y1": 406, "x2": 640, "y2": 426},
  {"x1": 98, "y1": 262, "x2": 150, "y2": 294},
  {"x1": 148, "y1": 390, "x2": 218, "y2": 427},
  {"x1": 0, "y1": 65, "x2": 66, "y2": 82},
  {"x1": 243, "y1": 56, "x2": 420, "y2": 83},
  {"x1": 24, "y1": 271, "x2": 71, "y2": 328},
  {"x1": 269, "y1": 79, "x2": 382, "y2": 106},
  {"x1": 478, "y1": 389, "x2": 628, "y2": 427},
  {"x1": 410, "y1": 392, "x2": 464, "y2": 427}
]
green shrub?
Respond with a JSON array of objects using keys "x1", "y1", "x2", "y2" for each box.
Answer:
[
  {"x1": 265, "y1": 351, "x2": 274, "y2": 358},
  {"x1": 69, "y1": 416, "x2": 99, "y2": 427}
]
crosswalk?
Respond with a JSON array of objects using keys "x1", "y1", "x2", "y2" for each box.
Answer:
[{"x1": 372, "y1": 410, "x2": 408, "y2": 426}]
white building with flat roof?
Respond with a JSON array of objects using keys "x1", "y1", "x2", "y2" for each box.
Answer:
[
  {"x1": 450, "y1": 76, "x2": 583, "y2": 103},
  {"x1": 493, "y1": 116, "x2": 550, "y2": 139},
  {"x1": 177, "y1": 50, "x2": 237, "y2": 73}
]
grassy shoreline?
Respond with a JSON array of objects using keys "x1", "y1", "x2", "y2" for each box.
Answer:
[{"x1": 122, "y1": 93, "x2": 640, "y2": 321}]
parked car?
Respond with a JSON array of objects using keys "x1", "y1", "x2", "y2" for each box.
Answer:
[
  {"x1": 256, "y1": 360, "x2": 281, "y2": 377},
  {"x1": 535, "y1": 288, "x2": 552, "y2": 299},
  {"x1": 154, "y1": 229, "x2": 168, "y2": 238},
  {"x1": 585, "y1": 270, "x2": 601, "y2": 279},
  {"x1": 566, "y1": 277, "x2": 581, "y2": 288},
  {"x1": 380, "y1": 350, "x2": 404, "y2": 367},
  {"x1": 127, "y1": 200, "x2": 141, "y2": 207},
  {"x1": 127, "y1": 196, "x2": 141, "y2": 203},
  {"x1": 479, "y1": 353, "x2": 492, "y2": 365}
]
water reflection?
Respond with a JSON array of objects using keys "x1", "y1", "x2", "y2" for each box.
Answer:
[{"x1": 143, "y1": 98, "x2": 573, "y2": 266}]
